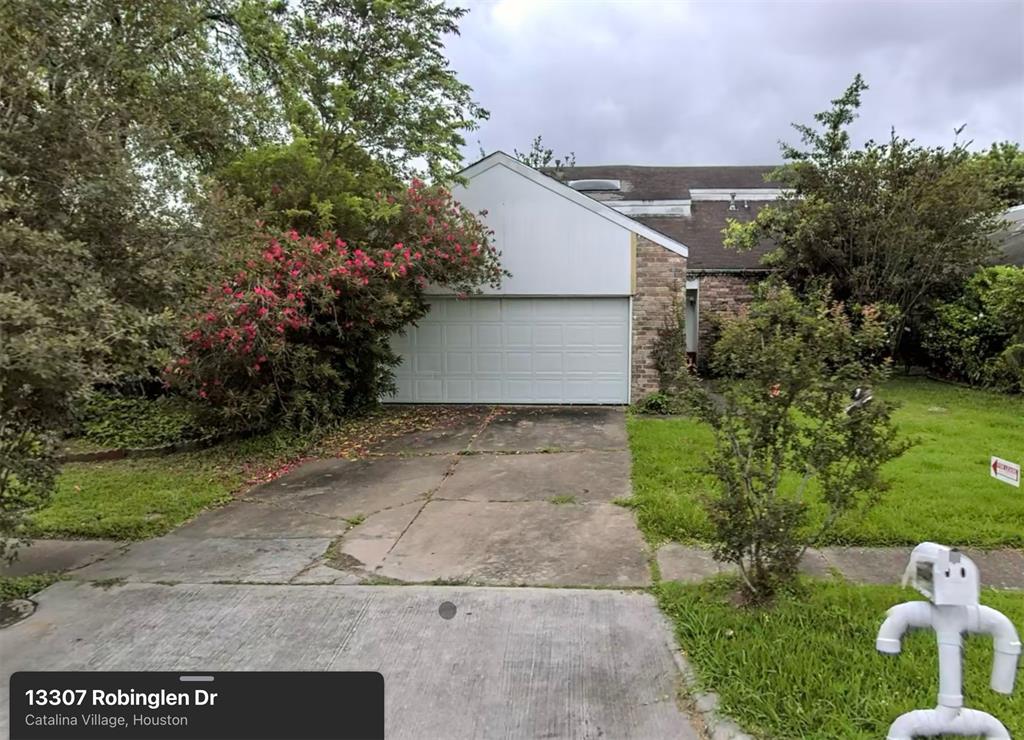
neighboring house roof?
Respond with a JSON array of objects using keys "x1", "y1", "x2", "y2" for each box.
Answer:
[
  {"x1": 461, "y1": 152, "x2": 689, "y2": 258},
  {"x1": 550, "y1": 165, "x2": 783, "y2": 200},
  {"x1": 546, "y1": 163, "x2": 783, "y2": 271},
  {"x1": 994, "y1": 204, "x2": 1024, "y2": 266},
  {"x1": 636, "y1": 202, "x2": 776, "y2": 271}
]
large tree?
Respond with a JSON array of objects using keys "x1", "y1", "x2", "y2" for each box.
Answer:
[
  {"x1": 724, "y1": 75, "x2": 1009, "y2": 354},
  {"x1": 0, "y1": 0, "x2": 486, "y2": 548}
]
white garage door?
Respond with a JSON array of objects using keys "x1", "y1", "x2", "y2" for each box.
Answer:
[{"x1": 390, "y1": 297, "x2": 629, "y2": 404}]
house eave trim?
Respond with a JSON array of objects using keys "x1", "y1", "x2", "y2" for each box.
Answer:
[{"x1": 459, "y1": 152, "x2": 689, "y2": 258}]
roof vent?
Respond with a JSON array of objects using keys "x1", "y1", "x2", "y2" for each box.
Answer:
[{"x1": 567, "y1": 179, "x2": 620, "y2": 192}]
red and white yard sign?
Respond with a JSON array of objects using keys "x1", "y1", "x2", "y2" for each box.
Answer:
[{"x1": 990, "y1": 456, "x2": 1020, "y2": 488}]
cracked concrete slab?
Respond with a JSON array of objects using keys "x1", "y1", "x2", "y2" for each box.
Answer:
[
  {"x1": 0, "y1": 539, "x2": 122, "y2": 576},
  {"x1": 71, "y1": 536, "x2": 330, "y2": 584},
  {"x1": 327, "y1": 502, "x2": 423, "y2": 573},
  {"x1": 374, "y1": 407, "x2": 491, "y2": 454},
  {"x1": 243, "y1": 455, "x2": 455, "y2": 520},
  {"x1": 376, "y1": 500, "x2": 650, "y2": 586},
  {"x1": 0, "y1": 582, "x2": 698, "y2": 739},
  {"x1": 289, "y1": 565, "x2": 365, "y2": 585},
  {"x1": 438, "y1": 450, "x2": 631, "y2": 503},
  {"x1": 174, "y1": 499, "x2": 351, "y2": 539},
  {"x1": 471, "y1": 406, "x2": 627, "y2": 452}
]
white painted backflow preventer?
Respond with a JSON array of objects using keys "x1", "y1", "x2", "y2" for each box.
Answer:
[{"x1": 876, "y1": 542, "x2": 1021, "y2": 739}]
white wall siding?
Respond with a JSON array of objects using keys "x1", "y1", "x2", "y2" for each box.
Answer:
[{"x1": 447, "y1": 162, "x2": 632, "y2": 296}]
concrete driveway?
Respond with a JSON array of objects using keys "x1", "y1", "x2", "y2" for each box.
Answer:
[
  {"x1": 1, "y1": 407, "x2": 700, "y2": 739},
  {"x1": 71, "y1": 406, "x2": 651, "y2": 588}
]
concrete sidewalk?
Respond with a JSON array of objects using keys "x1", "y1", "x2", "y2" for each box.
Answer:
[
  {"x1": 656, "y1": 543, "x2": 1024, "y2": 589},
  {"x1": 0, "y1": 582, "x2": 699, "y2": 739},
  {"x1": 7, "y1": 537, "x2": 1022, "y2": 589}
]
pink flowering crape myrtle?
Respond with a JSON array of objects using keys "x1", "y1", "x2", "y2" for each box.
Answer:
[{"x1": 168, "y1": 181, "x2": 506, "y2": 429}]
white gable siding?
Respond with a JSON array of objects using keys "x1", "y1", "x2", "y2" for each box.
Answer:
[{"x1": 443, "y1": 162, "x2": 633, "y2": 296}]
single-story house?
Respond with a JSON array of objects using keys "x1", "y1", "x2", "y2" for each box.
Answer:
[{"x1": 390, "y1": 151, "x2": 781, "y2": 405}]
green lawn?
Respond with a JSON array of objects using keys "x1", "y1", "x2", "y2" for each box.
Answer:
[
  {"x1": 658, "y1": 579, "x2": 1024, "y2": 740},
  {"x1": 30, "y1": 430, "x2": 322, "y2": 540},
  {"x1": 628, "y1": 378, "x2": 1024, "y2": 548}
]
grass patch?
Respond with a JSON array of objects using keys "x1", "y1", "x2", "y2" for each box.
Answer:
[
  {"x1": 628, "y1": 378, "x2": 1024, "y2": 547},
  {"x1": 0, "y1": 573, "x2": 63, "y2": 601},
  {"x1": 31, "y1": 428, "x2": 324, "y2": 540},
  {"x1": 658, "y1": 579, "x2": 1024, "y2": 739},
  {"x1": 549, "y1": 494, "x2": 577, "y2": 505},
  {"x1": 35, "y1": 405, "x2": 485, "y2": 541}
]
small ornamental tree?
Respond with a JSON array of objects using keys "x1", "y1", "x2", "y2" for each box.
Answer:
[
  {"x1": 693, "y1": 283, "x2": 909, "y2": 602},
  {"x1": 166, "y1": 181, "x2": 506, "y2": 430}
]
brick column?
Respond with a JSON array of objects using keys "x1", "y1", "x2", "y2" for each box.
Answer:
[{"x1": 631, "y1": 235, "x2": 686, "y2": 400}]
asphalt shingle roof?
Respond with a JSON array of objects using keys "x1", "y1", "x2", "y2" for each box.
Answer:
[
  {"x1": 636, "y1": 202, "x2": 776, "y2": 271},
  {"x1": 547, "y1": 164, "x2": 782, "y2": 270},
  {"x1": 551, "y1": 164, "x2": 782, "y2": 200}
]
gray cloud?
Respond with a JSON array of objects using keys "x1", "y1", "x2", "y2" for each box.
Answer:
[{"x1": 446, "y1": 0, "x2": 1024, "y2": 165}]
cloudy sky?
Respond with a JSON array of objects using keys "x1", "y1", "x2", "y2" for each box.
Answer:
[{"x1": 445, "y1": 0, "x2": 1024, "y2": 166}]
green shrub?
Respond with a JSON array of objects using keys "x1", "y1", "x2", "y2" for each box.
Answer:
[
  {"x1": 634, "y1": 392, "x2": 673, "y2": 415},
  {"x1": 76, "y1": 393, "x2": 206, "y2": 449},
  {"x1": 696, "y1": 283, "x2": 909, "y2": 601},
  {"x1": 922, "y1": 266, "x2": 1024, "y2": 392}
]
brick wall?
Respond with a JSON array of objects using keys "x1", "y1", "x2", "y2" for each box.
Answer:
[
  {"x1": 696, "y1": 273, "x2": 759, "y2": 370},
  {"x1": 631, "y1": 235, "x2": 686, "y2": 399}
]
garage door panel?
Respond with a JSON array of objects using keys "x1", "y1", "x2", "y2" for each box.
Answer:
[
  {"x1": 416, "y1": 352, "x2": 442, "y2": 373},
  {"x1": 564, "y1": 325, "x2": 595, "y2": 346},
  {"x1": 445, "y1": 300, "x2": 472, "y2": 320},
  {"x1": 505, "y1": 325, "x2": 532, "y2": 346},
  {"x1": 533, "y1": 325, "x2": 563, "y2": 346},
  {"x1": 594, "y1": 324, "x2": 628, "y2": 346},
  {"x1": 500, "y1": 300, "x2": 533, "y2": 320},
  {"x1": 417, "y1": 324, "x2": 442, "y2": 347},
  {"x1": 506, "y1": 352, "x2": 532, "y2": 372},
  {"x1": 415, "y1": 379, "x2": 443, "y2": 401},
  {"x1": 535, "y1": 352, "x2": 563, "y2": 372},
  {"x1": 475, "y1": 352, "x2": 502, "y2": 373},
  {"x1": 444, "y1": 379, "x2": 473, "y2": 402},
  {"x1": 446, "y1": 352, "x2": 472, "y2": 373},
  {"x1": 389, "y1": 298, "x2": 628, "y2": 404},
  {"x1": 476, "y1": 324, "x2": 502, "y2": 347},
  {"x1": 445, "y1": 324, "x2": 473, "y2": 347},
  {"x1": 534, "y1": 379, "x2": 564, "y2": 401}
]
